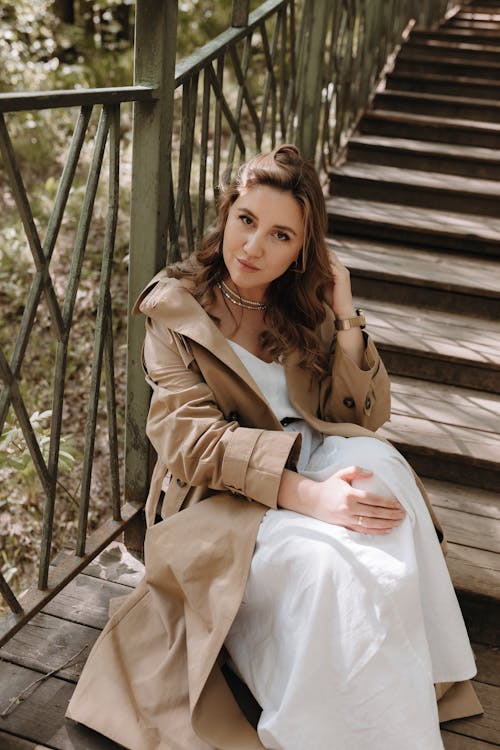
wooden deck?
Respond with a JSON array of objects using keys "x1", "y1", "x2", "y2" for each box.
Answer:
[
  {"x1": 0, "y1": 543, "x2": 143, "y2": 749},
  {"x1": 1, "y1": 0, "x2": 500, "y2": 747},
  {"x1": 0, "y1": 541, "x2": 498, "y2": 749}
]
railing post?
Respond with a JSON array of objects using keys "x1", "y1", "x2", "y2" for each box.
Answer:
[
  {"x1": 295, "y1": 0, "x2": 331, "y2": 162},
  {"x1": 231, "y1": 0, "x2": 250, "y2": 27},
  {"x1": 124, "y1": 0, "x2": 178, "y2": 554}
]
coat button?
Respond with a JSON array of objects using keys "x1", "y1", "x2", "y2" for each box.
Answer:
[
  {"x1": 176, "y1": 478, "x2": 187, "y2": 488},
  {"x1": 365, "y1": 397, "x2": 372, "y2": 410},
  {"x1": 343, "y1": 397, "x2": 355, "y2": 408}
]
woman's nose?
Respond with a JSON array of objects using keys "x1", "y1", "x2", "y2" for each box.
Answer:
[{"x1": 244, "y1": 231, "x2": 264, "y2": 256}]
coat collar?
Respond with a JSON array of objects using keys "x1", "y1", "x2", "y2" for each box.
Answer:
[{"x1": 136, "y1": 273, "x2": 282, "y2": 408}]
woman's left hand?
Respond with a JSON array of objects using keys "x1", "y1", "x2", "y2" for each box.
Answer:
[{"x1": 325, "y1": 250, "x2": 355, "y2": 319}]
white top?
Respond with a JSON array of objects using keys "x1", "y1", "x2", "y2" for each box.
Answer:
[{"x1": 227, "y1": 339, "x2": 322, "y2": 472}]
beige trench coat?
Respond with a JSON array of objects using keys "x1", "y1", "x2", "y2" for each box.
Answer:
[{"x1": 67, "y1": 273, "x2": 482, "y2": 749}]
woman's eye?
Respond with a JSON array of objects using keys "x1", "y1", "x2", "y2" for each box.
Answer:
[
  {"x1": 275, "y1": 231, "x2": 290, "y2": 241},
  {"x1": 239, "y1": 214, "x2": 252, "y2": 225}
]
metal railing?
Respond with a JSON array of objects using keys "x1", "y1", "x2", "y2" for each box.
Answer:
[
  {"x1": 0, "y1": 87, "x2": 157, "y2": 644},
  {"x1": 0, "y1": 0, "x2": 460, "y2": 645}
]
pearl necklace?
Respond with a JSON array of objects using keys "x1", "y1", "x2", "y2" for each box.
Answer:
[{"x1": 217, "y1": 280, "x2": 267, "y2": 311}]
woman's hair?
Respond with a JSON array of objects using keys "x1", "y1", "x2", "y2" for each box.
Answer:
[{"x1": 168, "y1": 144, "x2": 333, "y2": 373}]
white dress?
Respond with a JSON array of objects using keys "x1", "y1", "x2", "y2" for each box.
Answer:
[{"x1": 224, "y1": 340, "x2": 476, "y2": 750}]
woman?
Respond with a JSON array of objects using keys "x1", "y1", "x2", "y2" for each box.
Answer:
[{"x1": 67, "y1": 145, "x2": 481, "y2": 749}]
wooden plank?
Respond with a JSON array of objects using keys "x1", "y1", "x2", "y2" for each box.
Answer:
[
  {"x1": 460, "y1": 592, "x2": 500, "y2": 647},
  {"x1": 412, "y1": 28, "x2": 500, "y2": 44},
  {"x1": 442, "y1": 682, "x2": 500, "y2": 745},
  {"x1": 379, "y1": 411, "x2": 500, "y2": 467},
  {"x1": 359, "y1": 110, "x2": 500, "y2": 149},
  {"x1": 346, "y1": 134, "x2": 500, "y2": 176},
  {"x1": 435, "y1": 506, "x2": 500, "y2": 555},
  {"x1": 396, "y1": 51, "x2": 500, "y2": 78},
  {"x1": 388, "y1": 376, "x2": 500, "y2": 434},
  {"x1": 473, "y1": 643, "x2": 500, "y2": 688},
  {"x1": 332, "y1": 161, "x2": 500, "y2": 199},
  {"x1": 42, "y1": 574, "x2": 131, "y2": 629},
  {"x1": 82, "y1": 541, "x2": 144, "y2": 587},
  {"x1": 442, "y1": 731, "x2": 499, "y2": 749},
  {"x1": 456, "y1": 11, "x2": 500, "y2": 21},
  {"x1": 424, "y1": 478, "x2": 500, "y2": 521},
  {"x1": 51, "y1": 541, "x2": 145, "y2": 588},
  {"x1": 353, "y1": 294, "x2": 500, "y2": 366},
  {"x1": 0, "y1": 501, "x2": 142, "y2": 648},
  {"x1": 328, "y1": 196, "x2": 500, "y2": 256},
  {"x1": 386, "y1": 72, "x2": 500, "y2": 103},
  {"x1": 406, "y1": 39, "x2": 500, "y2": 56},
  {"x1": 329, "y1": 235, "x2": 500, "y2": 296},
  {"x1": 0, "y1": 732, "x2": 52, "y2": 749},
  {"x1": 0, "y1": 612, "x2": 99, "y2": 682},
  {"x1": 0, "y1": 662, "x2": 122, "y2": 749},
  {"x1": 447, "y1": 543, "x2": 500, "y2": 600},
  {"x1": 331, "y1": 171, "x2": 499, "y2": 219},
  {"x1": 374, "y1": 90, "x2": 500, "y2": 125},
  {"x1": 401, "y1": 43, "x2": 500, "y2": 65},
  {"x1": 328, "y1": 237, "x2": 500, "y2": 315}
]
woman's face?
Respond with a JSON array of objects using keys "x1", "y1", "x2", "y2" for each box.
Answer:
[{"x1": 222, "y1": 184, "x2": 304, "y2": 302}]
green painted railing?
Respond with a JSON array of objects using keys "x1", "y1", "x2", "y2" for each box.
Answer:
[{"x1": 0, "y1": 0, "x2": 460, "y2": 645}]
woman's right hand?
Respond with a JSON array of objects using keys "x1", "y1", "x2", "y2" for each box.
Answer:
[{"x1": 278, "y1": 466, "x2": 406, "y2": 535}]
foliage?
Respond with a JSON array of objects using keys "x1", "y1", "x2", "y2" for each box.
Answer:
[
  {"x1": 177, "y1": 0, "x2": 264, "y2": 57},
  {"x1": 0, "y1": 0, "x2": 134, "y2": 94},
  {"x1": 0, "y1": 0, "x2": 134, "y2": 609},
  {"x1": 0, "y1": 410, "x2": 77, "y2": 594},
  {"x1": 0, "y1": 410, "x2": 76, "y2": 499}
]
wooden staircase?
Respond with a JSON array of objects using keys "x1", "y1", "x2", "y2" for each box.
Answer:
[{"x1": 329, "y1": 1, "x2": 500, "y2": 746}]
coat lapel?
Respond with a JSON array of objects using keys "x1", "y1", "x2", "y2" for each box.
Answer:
[{"x1": 140, "y1": 275, "x2": 286, "y2": 420}]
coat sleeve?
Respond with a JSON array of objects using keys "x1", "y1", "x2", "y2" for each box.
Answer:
[
  {"x1": 318, "y1": 312, "x2": 391, "y2": 430},
  {"x1": 142, "y1": 315, "x2": 302, "y2": 510}
]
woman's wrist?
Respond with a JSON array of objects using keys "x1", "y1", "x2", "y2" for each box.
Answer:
[
  {"x1": 333, "y1": 305, "x2": 356, "y2": 320},
  {"x1": 277, "y1": 469, "x2": 317, "y2": 515}
]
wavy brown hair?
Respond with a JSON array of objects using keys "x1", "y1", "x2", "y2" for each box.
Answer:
[{"x1": 167, "y1": 144, "x2": 333, "y2": 374}]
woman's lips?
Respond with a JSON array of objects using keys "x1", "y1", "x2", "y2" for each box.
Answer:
[{"x1": 237, "y1": 258, "x2": 259, "y2": 271}]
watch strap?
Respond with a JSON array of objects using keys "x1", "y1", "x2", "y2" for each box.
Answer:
[{"x1": 334, "y1": 309, "x2": 366, "y2": 331}]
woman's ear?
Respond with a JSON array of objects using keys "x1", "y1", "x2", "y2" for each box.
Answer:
[{"x1": 290, "y1": 250, "x2": 305, "y2": 273}]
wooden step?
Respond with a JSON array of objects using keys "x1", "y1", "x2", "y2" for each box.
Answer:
[
  {"x1": 444, "y1": 18, "x2": 500, "y2": 32},
  {"x1": 401, "y1": 39, "x2": 500, "y2": 63},
  {"x1": 326, "y1": 236, "x2": 500, "y2": 317},
  {"x1": 385, "y1": 70, "x2": 500, "y2": 102},
  {"x1": 359, "y1": 110, "x2": 500, "y2": 149},
  {"x1": 381, "y1": 375, "x2": 500, "y2": 489},
  {"x1": 411, "y1": 27, "x2": 500, "y2": 45},
  {"x1": 395, "y1": 53, "x2": 500, "y2": 80},
  {"x1": 346, "y1": 135, "x2": 500, "y2": 180},
  {"x1": 327, "y1": 196, "x2": 500, "y2": 257},
  {"x1": 415, "y1": 476, "x2": 500, "y2": 616},
  {"x1": 330, "y1": 162, "x2": 500, "y2": 217},
  {"x1": 467, "y1": 1, "x2": 500, "y2": 7},
  {"x1": 373, "y1": 90, "x2": 500, "y2": 124},
  {"x1": 455, "y1": 10, "x2": 500, "y2": 22},
  {"x1": 340, "y1": 292, "x2": 500, "y2": 393}
]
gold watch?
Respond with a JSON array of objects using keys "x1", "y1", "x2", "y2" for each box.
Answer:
[{"x1": 334, "y1": 309, "x2": 366, "y2": 331}]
